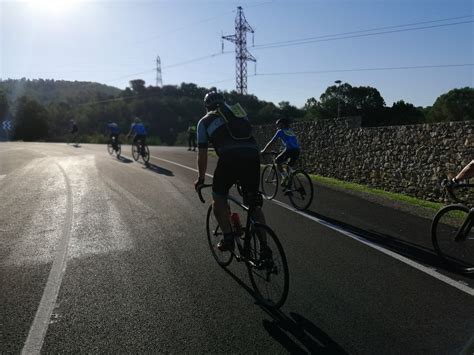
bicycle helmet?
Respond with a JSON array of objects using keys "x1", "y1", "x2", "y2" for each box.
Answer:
[
  {"x1": 134, "y1": 117, "x2": 141, "y2": 123},
  {"x1": 204, "y1": 91, "x2": 225, "y2": 110}
]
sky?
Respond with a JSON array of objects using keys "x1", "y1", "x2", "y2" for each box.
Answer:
[{"x1": 0, "y1": 0, "x2": 473, "y2": 108}]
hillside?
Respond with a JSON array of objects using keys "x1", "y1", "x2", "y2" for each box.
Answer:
[{"x1": 0, "y1": 78, "x2": 121, "y2": 106}]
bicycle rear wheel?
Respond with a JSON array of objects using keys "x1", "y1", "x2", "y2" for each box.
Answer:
[
  {"x1": 132, "y1": 143, "x2": 140, "y2": 161},
  {"x1": 432, "y1": 204, "x2": 474, "y2": 271},
  {"x1": 142, "y1": 144, "x2": 150, "y2": 163},
  {"x1": 107, "y1": 143, "x2": 114, "y2": 155},
  {"x1": 261, "y1": 165, "x2": 279, "y2": 200},
  {"x1": 287, "y1": 170, "x2": 314, "y2": 211},
  {"x1": 246, "y1": 222, "x2": 289, "y2": 308},
  {"x1": 206, "y1": 205, "x2": 233, "y2": 267}
]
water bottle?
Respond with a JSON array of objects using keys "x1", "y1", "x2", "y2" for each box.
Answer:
[{"x1": 230, "y1": 212, "x2": 244, "y2": 238}]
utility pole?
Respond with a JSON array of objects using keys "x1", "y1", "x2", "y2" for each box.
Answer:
[
  {"x1": 222, "y1": 6, "x2": 256, "y2": 95},
  {"x1": 156, "y1": 56, "x2": 163, "y2": 87}
]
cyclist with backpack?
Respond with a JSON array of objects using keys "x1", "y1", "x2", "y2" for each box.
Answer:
[
  {"x1": 260, "y1": 117, "x2": 301, "y2": 186},
  {"x1": 194, "y1": 91, "x2": 266, "y2": 252}
]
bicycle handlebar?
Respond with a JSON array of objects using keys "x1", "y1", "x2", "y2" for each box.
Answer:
[{"x1": 197, "y1": 184, "x2": 213, "y2": 203}]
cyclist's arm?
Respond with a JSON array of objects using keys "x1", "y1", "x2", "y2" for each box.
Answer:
[
  {"x1": 261, "y1": 131, "x2": 280, "y2": 153},
  {"x1": 455, "y1": 160, "x2": 474, "y2": 182},
  {"x1": 196, "y1": 119, "x2": 209, "y2": 180}
]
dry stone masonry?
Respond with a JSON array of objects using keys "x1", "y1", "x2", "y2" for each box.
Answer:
[{"x1": 253, "y1": 118, "x2": 473, "y2": 202}]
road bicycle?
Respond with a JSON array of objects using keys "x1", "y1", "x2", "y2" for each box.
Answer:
[
  {"x1": 431, "y1": 180, "x2": 474, "y2": 273},
  {"x1": 107, "y1": 136, "x2": 121, "y2": 157},
  {"x1": 197, "y1": 184, "x2": 289, "y2": 308},
  {"x1": 260, "y1": 152, "x2": 314, "y2": 211},
  {"x1": 131, "y1": 138, "x2": 150, "y2": 163}
]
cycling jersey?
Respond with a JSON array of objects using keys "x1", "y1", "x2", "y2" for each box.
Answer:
[
  {"x1": 197, "y1": 104, "x2": 258, "y2": 156},
  {"x1": 273, "y1": 129, "x2": 299, "y2": 150},
  {"x1": 131, "y1": 122, "x2": 147, "y2": 136},
  {"x1": 107, "y1": 122, "x2": 120, "y2": 135}
]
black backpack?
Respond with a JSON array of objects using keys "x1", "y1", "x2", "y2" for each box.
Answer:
[{"x1": 217, "y1": 103, "x2": 253, "y2": 141}]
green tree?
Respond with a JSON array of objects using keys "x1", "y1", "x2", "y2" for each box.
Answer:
[
  {"x1": 0, "y1": 90, "x2": 8, "y2": 121},
  {"x1": 427, "y1": 87, "x2": 474, "y2": 122},
  {"x1": 14, "y1": 96, "x2": 49, "y2": 141},
  {"x1": 386, "y1": 100, "x2": 425, "y2": 125},
  {"x1": 317, "y1": 83, "x2": 386, "y2": 126}
]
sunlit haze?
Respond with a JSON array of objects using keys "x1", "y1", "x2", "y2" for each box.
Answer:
[{"x1": 1, "y1": 0, "x2": 473, "y2": 107}]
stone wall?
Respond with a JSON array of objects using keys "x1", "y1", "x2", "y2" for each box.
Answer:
[{"x1": 253, "y1": 118, "x2": 473, "y2": 201}]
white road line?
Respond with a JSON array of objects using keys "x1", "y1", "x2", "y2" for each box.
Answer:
[
  {"x1": 151, "y1": 155, "x2": 474, "y2": 297},
  {"x1": 22, "y1": 164, "x2": 74, "y2": 355}
]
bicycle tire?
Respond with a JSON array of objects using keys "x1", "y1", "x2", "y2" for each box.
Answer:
[
  {"x1": 261, "y1": 164, "x2": 279, "y2": 200},
  {"x1": 246, "y1": 222, "x2": 289, "y2": 308},
  {"x1": 287, "y1": 170, "x2": 314, "y2": 211},
  {"x1": 206, "y1": 204, "x2": 233, "y2": 267},
  {"x1": 142, "y1": 144, "x2": 150, "y2": 163},
  {"x1": 132, "y1": 143, "x2": 140, "y2": 161},
  {"x1": 116, "y1": 143, "x2": 121, "y2": 157},
  {"x1": 432, "y1": 204, "x2": 474, "y2": 272},
  {"x1": 107, "y1": 143, "x2": 114, "y2": 155}
]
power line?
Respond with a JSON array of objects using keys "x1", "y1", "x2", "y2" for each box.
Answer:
[
  {"x1": 253, "y1": 15, "x2": 473, "y2": 49},
  {"x1": 251, "y1": 63, "x2": 474, "y2": 77},
  {"x1": 253, "y1": 20, "x2": 474, "y2": 51}
]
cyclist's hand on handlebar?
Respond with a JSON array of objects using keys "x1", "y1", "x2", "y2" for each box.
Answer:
[{"x1": 194, "y1": 177, "x2": 205, "y2": 192}]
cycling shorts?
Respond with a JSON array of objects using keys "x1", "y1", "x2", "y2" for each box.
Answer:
[
  {"x1": 212, "y1": 148, "x2": 260, "y2": 199},
  {"x1": 133, "y1": 135, "x2": 147, "y2": 144},
  {"x1": 276, "y1": 149, "x2": 300, "y2": 167}
]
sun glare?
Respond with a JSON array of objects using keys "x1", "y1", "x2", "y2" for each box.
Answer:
[{"x1": 27, "y1": 0, "x2": 78, "y2": 16}]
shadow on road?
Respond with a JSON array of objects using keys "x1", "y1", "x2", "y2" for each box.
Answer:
[
  {"x1": 222, "y1": 267, "x2": 347, "y2": 354},
  {"x1": 115, "y1": 155, "x2": 133, "y2": 164},
  {"x1": 302, "y1": 209, "x2": 474, "y2": 277},
  {"x1": 142, "y1": 162, "x2": 174, "y2": 176}
]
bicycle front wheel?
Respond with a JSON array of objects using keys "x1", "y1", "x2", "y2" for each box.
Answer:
[
  {"x1": 206, "y1": 205, "x2": 233, "y2": 267},
  {"x1": 116, "y1": 143, "x2": 121, "y2": 157},
  {"x1": 132, "y1": 144, "x2": 140, "y2": 161},
  {"x1": 261, "y1": 165, "x2": 279, "y2": 200},
  {"x1": 142, "y1": 144, "x2": 150, "y2": 163},
  {"x1": 432, "y1": 204, "x2": 474, "y2": 271},
  {"x1": 287, "y1": 170, "x2": 314, "y2": 211},
  {"x1": 246, "y1": 222, "x2": 289, "y2": 308},
  {"x1": 107, "y1": 143, "x2": 114, "y2": 155}
]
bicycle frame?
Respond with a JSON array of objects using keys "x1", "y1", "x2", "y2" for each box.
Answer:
[{"x1": 198, "y1": 184, "x2": 260, "y2": 267}]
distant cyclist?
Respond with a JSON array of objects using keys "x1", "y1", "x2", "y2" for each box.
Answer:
[
  {"x1": 194, "y1": 91, "x2": 267, "y2": 252},
  {"x1": 260, "y1": 117, "x2": 301, "y2": 186},
  {"x1": 68, "y1": 119, "x2": 78, "y2": 145},
  {"x1": 106, "y1": 120, "x2": 121, "y2": 150},
  {"x1": 187, "y1": 120, "x2": 197, "y2": 151},
  {"x1": 126, "y1": 117, "x2": 147, "y2": 153}
]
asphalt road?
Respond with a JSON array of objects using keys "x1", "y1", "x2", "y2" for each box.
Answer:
[{"x1": 1, "y1": 142, "x2": 473, "y2": 354}]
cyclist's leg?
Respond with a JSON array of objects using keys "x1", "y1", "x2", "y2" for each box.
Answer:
[
  {"x1": 287, "y1": 149, "x2": 300, "y2": 168},
  {"x1": 239, "y1": 149, "x2": 266, "y2": 226},
  {"x1": 212, "y1": 153, "x2": 240, "y2": 250},
  {"x1": 212, "y1": 154, "x2": 235, "y2": 234},
  {"x1": 275, "y1": 150, "x2": 290, "y2": 176}
]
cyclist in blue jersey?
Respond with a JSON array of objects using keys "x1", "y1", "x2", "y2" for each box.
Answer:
[
  {"x1": 261, "y1": 118, "x2": 301, "y2": 186},
  {"x1": 127, "y1": 117, "x2": 147, "y2": 142},
  {"x1": 106, "y1": 120, "x2": 121, "y2": 150}
]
